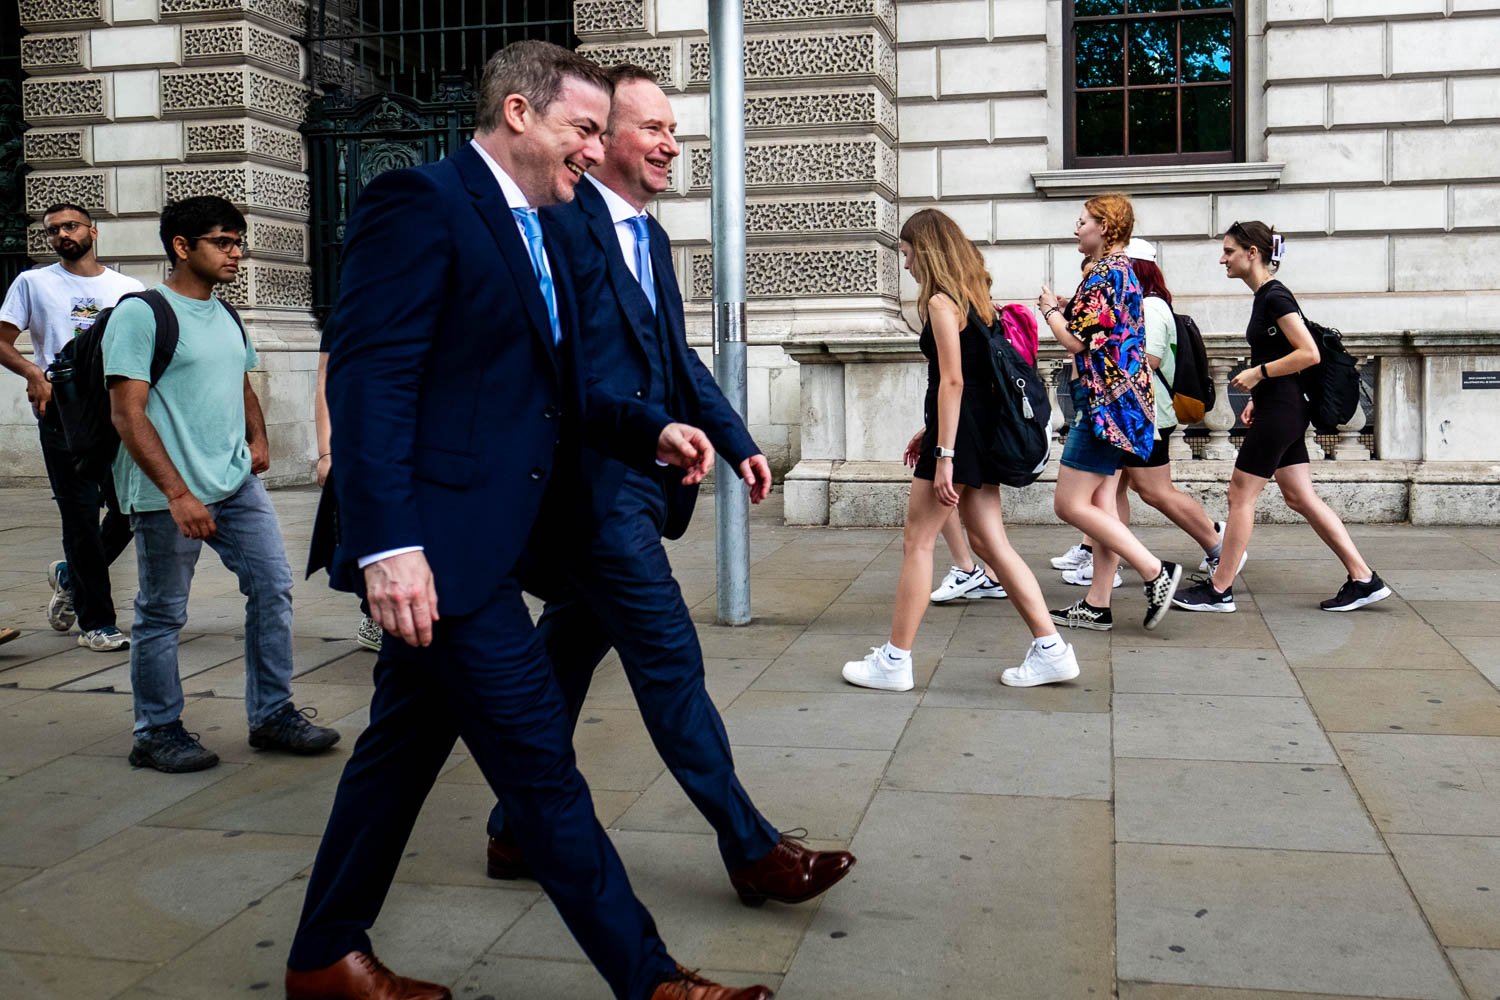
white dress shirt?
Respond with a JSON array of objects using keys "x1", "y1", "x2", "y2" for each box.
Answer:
[{"x1": 586, "y1": 174, "x2": 651, "y2": 281}]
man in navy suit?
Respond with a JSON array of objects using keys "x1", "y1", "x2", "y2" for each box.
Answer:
[
  {"x1": 285, "y1": 42, "x2": 770, "y2": 1000},
  {"x1": 483, "y1": 65, "x2": 855, "y2": 909}
]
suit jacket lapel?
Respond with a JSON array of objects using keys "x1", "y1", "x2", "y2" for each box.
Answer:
[
  {"x1": 577, "y1": 182, "x2": 657, "y2": 339},
  {"x1": 454, "y1": 144, "x2": 559, "y2": 371},
  {"x1": 648, "y1": 219, "x2": 685, "y2": 346}
]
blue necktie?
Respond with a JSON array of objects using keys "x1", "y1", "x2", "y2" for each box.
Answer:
[
  {"x1": 511, "y1": 208, "x2": 561, "y2": 344},
  {"x1": 627, "y1": 215, "x2": 657, "y2": 314}
]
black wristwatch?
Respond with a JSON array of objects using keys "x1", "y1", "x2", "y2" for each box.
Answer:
[{"x1": 933, "y1": 446, "x2": 956, "y2": 459}]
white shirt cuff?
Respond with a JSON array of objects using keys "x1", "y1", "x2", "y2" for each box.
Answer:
[{"x1": 358, "y1": 545, "x2": 424, "y2": 569}]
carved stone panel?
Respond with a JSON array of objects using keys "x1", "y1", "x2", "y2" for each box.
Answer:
[
  {"x1": 688, "y1": 31, "x2": 896, "y2": 93},
  {"x1": 18, "y1": 0, "x2": 105, "y2": 30},
  {"x1": 217, "y1": 259, "x2": 312, "y2": 309},
  {"x1": 185, "y1": 119, "x2": 303, "y2": 168},
  {"x1": 745, "y1": 0, "x2": 895, "y2": 33},
  {"x1": 246, "y1": 216, "x2": 306, "y2": 262},
  {"x1": 577, "y1": 42, "x2": 675, "y2": 85},
  {"x1": 159, "y1": 0, "x2": 307, "y2": 35},
  {"x1": 23, "y1": 128, "x2": 89, "y2": 166},
  {"x1": 24, "y1": 170, "x2": 109, "y2": 215},
  {"x1": 22, "y1": 76, "x2": 108, "y2": 125},
  {"x1": 163, "y1": 164, "x2": 308, "y2": 219},
  {"x1": 575, "y1": 0, "x2": 647, "y2": 37},
  {"x1": 21, "y1": 33, "x2": 87, "y2": 74},
  {"x1": 183, "y1": 21, "x2": 302, "y2": 75},
  {"x1": 745, "y1": 89, "x2": 897, "y2": 138},
  {"x1": 161, "y1": 68, "x2": 308, "y2": 126},
  {"x1": 746, "y1": 196, "x2": 898, "y2": 241},
  {"x1": 690, "y1": 138, "x2": 898, "y2": 196},
  {"x1": 689, "y1": 245, "x2": 899, "y2": 300}
]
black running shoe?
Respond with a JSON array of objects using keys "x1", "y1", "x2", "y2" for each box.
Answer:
[
  {"x1": 1049, "y1": 599, "x2": 1113, "y2": 631},
  {"x1": 1173, "y1": 579, "x2": 1237, "y2": 613},
  {"x1": 128, "y1": 720, "x2": 220, "y2": 773},
  {"x1": 1143, "y1": 560, "x2": 1183, "y2": 631},
  {"x1": 249, "y1": 703, "x2": 341, "y2": 754},
  {"x1": 1320, "y1": 573, "x2": 1392, "y2": 612}
]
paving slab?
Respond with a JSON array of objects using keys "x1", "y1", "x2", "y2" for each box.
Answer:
[
  {"x1": 1116, "y1": 843, "x2": 1463, "y2": 999},
  {"x1": 0, "y1": 826, "x2": 318, "y2": 962},
  {"x1": 616, "y1": 744, "x2": 887, "y2": 842},
  {"x1": 0, "y1": 950, "x2": 152, "y2": 1000},
  {"x1": 1383, "y1": 569, "x2": 1500, "y2": 602},
  {"x1": 1115, "y1": 758, "x2": 1384, "y2": 853},
  {"x1": 1255, "y1": 592, "x2": 1472, "y2": 671},
  {"x1": 1115, "y1": 692, "x2": 1337, "y2": 764},
  {"x1": 751, "y1": 631, "x2": 949, "y2": 693},
  {"x1": 1446, "y1": 948, "x2": 1500, "y2": 1000},
  {"x1": 0, "y1": 690, "x2": 135, "y2": 776},
  {"x1": 694, "y1": 622, "x2": 803, "y2": 661},
  {"x1": 719, "y1": 690, "x2": 920, "y2": 751},
  {"x1": 570, "y1": 708, "x2": 668, "y2": 792},
  {"x1": 1333, "y1": 733, "x2": 1500, "y2": 835},
  {"x1": 1448, "y1": 636, "x2": 1500, "y2": 689},
  {"x1": 456, "y1": 957, "x2": 783, "y2": 1000},
  {"x1": 883, "y1": 706, "x2": 1112, "y2": 799},
  {"x1": 1386, "y1": 834, "x2": 1500, "y2": 949},
  {"x1": 690, "y1": 576, "x2": 849, "y2": 627},
  {"x1": 1409, "y1": 602, "x2": 1500, "y2": 638},
  {"x1": 1295, "y1": 667, "x2": 1500, "y2": 736},
  {"x1": 779, "y1": 790, "x2": 1114, "y2": 1000},
  {"x1": 922, "y1": 653, "x2": 1112, "y2": 712},
  {"x1": 1111, "y1": 645, "x2": 1300, "y2": 697},
  {"x1": 1120, "y1": 985, "x2": 1397, "y2": 1000}
]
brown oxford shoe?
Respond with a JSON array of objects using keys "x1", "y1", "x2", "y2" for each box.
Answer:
[
  {"x1": 649, "y1": 965, "x2": 773, "y2": 1000},
  {"x1": 485, "y1": 833, "x2": 532, "y2": 881},
  {"x1": 729, "y1": 834, "x2": 856, "y2": 907},
  {"x1": 285, "y1": 950, "x2": 451, "y2": 1000}
]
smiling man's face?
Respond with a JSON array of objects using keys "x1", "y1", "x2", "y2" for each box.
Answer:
[
  {"x1": 599, "y1": 78, "x2": 680, "y2": 210},
  {"x1": 509, "y1": 75, "x2": 610, "y2": 208}
]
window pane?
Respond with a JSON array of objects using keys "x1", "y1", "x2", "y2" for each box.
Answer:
[
  {"x1": 1180, "y1": 0, "x2": 1232, "y2": 8},
  {"x1": 1182, "y1": 84, "x2": 1232, "y2": 151},
  {"x1": 1181, "y1": 14, "x2": 1232, "y2": 81},
  {"x1": 1128, "y1": 19, "x2": 1177, "y2": 84},
  {"x1": 1075, "y1": 0, "x2": 1126, "y2": 14},
  {"x1": 1129, "y1": 88, "x2": 1177, "y2": 155},
  {"x1": 1078, "y1": 90, "x2": 1125, "y2": 157},
  {"x1": 1076, "y1": 22, "x2": 1125, "y2": 87},
  {"x1": 1129, "y1": 0, "x2": 1177, "y2": 11}
]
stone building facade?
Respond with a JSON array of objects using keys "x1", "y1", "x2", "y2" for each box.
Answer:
[{"x1": 4, "y1": 0, "x2": 1498, "y2": 524}]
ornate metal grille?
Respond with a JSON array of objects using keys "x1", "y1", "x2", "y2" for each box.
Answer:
[
  {"x1": 0, "y1": 0, "x2": 29, "y2": 292},
  {"x1": 303, "y1": 0, "x2": 574, "y2": 320}
]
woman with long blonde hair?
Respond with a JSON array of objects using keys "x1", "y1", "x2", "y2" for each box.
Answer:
[{"x1": 842, "y1": 209, "x2": 1080, "y2": 691}]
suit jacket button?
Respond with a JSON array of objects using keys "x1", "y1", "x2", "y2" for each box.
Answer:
[
  {"x1": 543, "y1": 406, "x2": 559, "y2": 419},
  {"x1": 634, "y1": 389, "x2": 644, "y2": 398},
  {"x1": 530, "y1": 468, "x2": 544, "y2": 481}
]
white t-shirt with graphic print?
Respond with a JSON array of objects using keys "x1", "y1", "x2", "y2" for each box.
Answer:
[{"x1": 0, "y1": 263, "x2": 145, "y2": 371}]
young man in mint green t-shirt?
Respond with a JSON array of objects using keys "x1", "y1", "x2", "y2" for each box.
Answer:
[{"x1": 103, "y1": 195, "x2": 339, "y2": 774}]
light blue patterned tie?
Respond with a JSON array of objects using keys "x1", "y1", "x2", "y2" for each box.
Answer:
[
  {"x1": 511, "y1": 208, "x2": 561, "y2": 344},
  {"x1": 626, "y1": 214, "x2": 657, "y2": 314}
]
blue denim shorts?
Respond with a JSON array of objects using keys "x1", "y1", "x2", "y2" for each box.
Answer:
[{"x1": 1061, "y1": 378, "x2": 1127, "y2": 476}]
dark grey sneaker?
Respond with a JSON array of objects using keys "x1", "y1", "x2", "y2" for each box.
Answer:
[
  {"x1": 1049, "y1": 598, "x2": 1113, "y2": 631},
  {"x1": 1320, "y1": 573, "x2": 1392, "y2": 612},
  {"x1": 1173, "y1": 579, "x2": 1237, "y2": 613},
  {"x1": 129, "y1": 720, "x2": 220, "y2": 773},
  {"x1": 249, "y1": 704, "x2": 341, "y2": 754},
  {"x1": 1143, "y1": 561, "x2": 1183, "y2": 631}
]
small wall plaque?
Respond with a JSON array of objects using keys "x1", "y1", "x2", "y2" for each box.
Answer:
[{"x1": 1462, "y1": 371, "x2": 1500, "y2": 389}]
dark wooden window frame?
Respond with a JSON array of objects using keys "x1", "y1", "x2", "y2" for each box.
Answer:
[{"x1": 1064, "y1": 1, "x2": 1246, "y2": 169}]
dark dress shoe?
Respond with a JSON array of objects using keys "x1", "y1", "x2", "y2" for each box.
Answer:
[
  {"x1": 729, "y1": 834, "x2": 856, "y2": 907},
  {"x1": 485, "y1": 833, "x2": 532, "y2": 881},
  {"x1": 285, "y1": 950, "x2": 451, "y2": 999},
  {"x1": 649, "y1": 964, "x2": 773, "y2": 1000}
]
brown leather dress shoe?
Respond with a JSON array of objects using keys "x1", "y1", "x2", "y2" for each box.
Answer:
[
  {"x1": 729, "y1": 834, "x2": 856, "y2": 907},
  {"x1": 285, "y1": 950, "x2": 451, "y2": 999},
  {"x1": 649, "y1": 964, "x2": 773, "y2": 1000},
  {"x1": 485, "y1": 833, "x2": 532, "y2": 880}
]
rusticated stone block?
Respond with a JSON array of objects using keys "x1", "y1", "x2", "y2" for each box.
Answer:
[
  {"x1": 689, "y1": 138, "x2": 898, "y2": 195},
  {"x1": 161, "y1": 68, "x2": 308, "y2": 126},
  {"x1": 245, "y1": 216, "x2": 307, "y2": 262},
  {"x1": 23, "y1": 128, "x2": 89, "y2": 166},
  {"x1": 24, "y1": 170, "x2": 108, "y2": 215},
  {"x1": 159, "y1": 0, "x2": 306, "y2": 35},
  {"x1": 746, "y1": 196, "x2": 897, "y2": 240},
  {"x1": 577, "y1": 42, "x2": 674, "y2": 84},
  {"x1": 183, "y1": 21, "x2": 303, "y2": 75},
  {"x1": 20, "y1": 33, "x2": 87, "y2": 74},
  {"x1": 688, "y1": 31, "x2": 896, "y2": 92},
  {"x1": 689, "y1": 245, "x2": 899, "y2": 299},
  {"x1": 22, "y1": 76, "x2": 107, "y2": 125},
  {"x1": 216, "y1": 259, "x2": 312, "y2": 309},
  {"x1": 745, "y1": 89, "x2": 897, "y2": 137},
  {"x1": 18, "y1": 0, "x2": 104, "y2": 30},
  {"x1": 574, "y1": 0, "x2": 646, "y2": 36},
  {"x1": 745, "y1": 0, "x2": 895, "y2": 32},
  {"x1": 184, "y1": 119, "x2": 303, "y2": 168},
  {"x1": 162, "y1": 164, "x2": 308, "y2": 219}
]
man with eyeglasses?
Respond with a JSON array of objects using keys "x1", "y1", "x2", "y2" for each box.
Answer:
[
  {"x1": 0, "y1": 202, "x2": 143, "y2": 652},
  {"x1": 103, "y1": 195, "x2": 339, "y2": 773}
]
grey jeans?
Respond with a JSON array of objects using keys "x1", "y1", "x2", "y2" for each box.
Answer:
[{"x1": 128, "y1": 475, "x2": 294, "y2": 733}]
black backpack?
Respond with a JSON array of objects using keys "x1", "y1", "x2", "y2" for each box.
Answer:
[
  {"x1": 1296, "y1": 317, "x2": 1361, "y2": 432},
  {"x1": 1166, "y1": 312, "x2": 1214, "y2": 424},
  {"x1": 976, "y1": 312, "x2": 1052, "y2": 488},
  {"x1": 46, "y1": 289, "x2": 245, "y2": 483}
]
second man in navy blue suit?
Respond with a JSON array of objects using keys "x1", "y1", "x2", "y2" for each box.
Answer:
[{"x1": 484, "y1": 64, "x2": 856, "y2": 909}]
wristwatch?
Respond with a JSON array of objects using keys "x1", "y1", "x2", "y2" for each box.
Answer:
[{"x1": 933, "y1": 446, "x2": 956, "y2": 459}]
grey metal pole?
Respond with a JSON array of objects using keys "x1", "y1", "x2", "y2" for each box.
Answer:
[{"x1": 709, "y1": 0, "x2": 751, "y2": 626}]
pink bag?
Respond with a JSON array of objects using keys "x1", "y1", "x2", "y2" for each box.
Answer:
[{"x1": 997, "y1": 303, "x2": 1040, "y2": 367}]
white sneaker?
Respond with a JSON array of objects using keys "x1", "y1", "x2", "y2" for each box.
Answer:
[
  {"x1": 841, "y1": 646, "x2": 915, "y2": 692},
  {"x1": 1062, "y1": 562, "x2": 1122, "y2": 588},
  {"x1": 1198, "y1": 522, "x2": 1249, "y2": 576},
  {"x1": 1051, "y1": 544, "x2": 1090, "y2": 571},
  {"x1": 931, "y1": 565, "x2": 986, "y2": 604},
  {"x1": 965, "y1": 577, "x2": 1008, "y2": 600},
  {"x1": 77, "y1": 626, "x2": 129, "y2": 651},
  {"x1": 1001, "y1": 640, "x2": 1081, "y2": 688}
]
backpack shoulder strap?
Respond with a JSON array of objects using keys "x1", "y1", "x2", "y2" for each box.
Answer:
[{"x1": 136, "y1": 289, "x2": 181, "y2": 387}]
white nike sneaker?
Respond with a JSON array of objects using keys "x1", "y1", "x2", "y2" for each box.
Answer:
[
  {"x1": 842, "y1": 646, "x2": 915, "y2": 692},
  {"x1": 1001, "y1": 640, "x2": 1081, "y2": 688},
  {"x1": 965, "y1": 577, "x2": 1007, "y2": 600},
  {"x1": 1051, "y1": 544, "x2": 1090, "y2": 571},
  {"x1": 1062, "y1": 562, "x2": 1122, "y2": 588},
  {"x1": 931, "y1": 565, "x2": 986, "y2": 604}
]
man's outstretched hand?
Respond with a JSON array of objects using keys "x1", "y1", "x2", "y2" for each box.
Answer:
[
  {"x1": 365, "y1": 550, "x2": 440, "y2": 647},
  {"x1": 657, "y1": 422, "x2": 715, "y2": 485},
  {"x1": 738, "y1": 453, "x2": 772, "y2": 504}
]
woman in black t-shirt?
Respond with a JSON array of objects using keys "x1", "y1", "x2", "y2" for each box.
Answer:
[{"x1": 1173, "y1": 221, "x2": 1390, "y2": 614}]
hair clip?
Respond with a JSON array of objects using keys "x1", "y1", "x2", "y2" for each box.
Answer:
[{"x1": 1270, "y1": 233, "x2": 1285, "y2": 262}]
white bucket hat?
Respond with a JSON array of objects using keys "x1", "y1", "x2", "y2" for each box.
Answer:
[{"x1": 1126, "y1": 237, "x2": 1156, "y2": 262}]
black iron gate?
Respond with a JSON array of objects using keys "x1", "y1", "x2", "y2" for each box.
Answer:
[
  {"x1": 303, "y1": 0, "x2": 574, "y2": 321},
  {"x1": 0, "y1": 0, "x2": 29, "y2": 292}
]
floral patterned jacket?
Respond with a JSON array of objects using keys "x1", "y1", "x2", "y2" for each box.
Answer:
[{"x1": 1066, "y1": 251, "x2": 1156, "y2": 459}]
